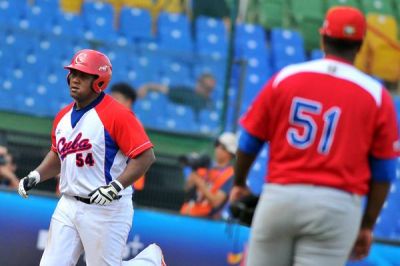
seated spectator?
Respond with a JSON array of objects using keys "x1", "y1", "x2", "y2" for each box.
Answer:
[
  {"x1": 110, "y1": 82, "x2": 138, "y2": 109},
  {"x1": 138, "y1": 73, "x2": 216, "y2": 119},
  {"x1": 180, "y1": 132, "x2": 237, "y2": 219},
  {"x1": 190, "y1": 0, "x2": 231, "y2": 31},
  {"x1": 0, "y1": 146, "x2": 19, "y2": 189},
  {"x1": 110, "y1": 82, "x2": 145, "y2": 191}
]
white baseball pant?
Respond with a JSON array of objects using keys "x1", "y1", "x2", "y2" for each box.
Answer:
[
  {"x1": 40, "y1": 194, "x2": 133, "y2": 266},
  {"x1": 246, "y1": 184, "x2": 363, "y2": 266}
]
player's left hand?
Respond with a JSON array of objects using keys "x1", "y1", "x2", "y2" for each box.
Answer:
[{"x1": 88, "y1": 180, "x2": 124, "y2": 205}]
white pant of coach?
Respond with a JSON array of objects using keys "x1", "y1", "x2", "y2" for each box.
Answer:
[
  {"x1": 246, "y1": 184, "x2": 363, "y2": 266},
  {"x1": 40, "y1": 194, "x2": 133, "y2": 266}
]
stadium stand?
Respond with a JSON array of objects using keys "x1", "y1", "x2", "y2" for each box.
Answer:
[{"x1": 0, "y1": 1, "x2": 399, "y2": 264}]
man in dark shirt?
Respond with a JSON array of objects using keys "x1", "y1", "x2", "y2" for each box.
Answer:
[{"x1": 138, "y1": 73, "x2": 216, "y2": 118}]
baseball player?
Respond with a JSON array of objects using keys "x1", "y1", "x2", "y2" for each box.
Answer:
[
  {"x1": 17, "y1": 49, "x2": 158, "y2": 266},
  {"x1": 230, "y1": 7, "x2": 399, "y2": 266}
]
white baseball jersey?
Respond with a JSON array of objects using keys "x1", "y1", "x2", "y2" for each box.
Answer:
[{"x1": 51, "y1": 92, "x2": 153, "y2": 197}]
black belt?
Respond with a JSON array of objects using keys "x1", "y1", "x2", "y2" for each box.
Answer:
[
  {"x1": 74, "y1": 196, "x2": 91, "y2": 204},
  {"x1": 74, "y1": 195, "x2": 122, "y2": 204}
]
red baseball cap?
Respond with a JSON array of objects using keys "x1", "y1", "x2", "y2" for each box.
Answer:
[{"x1": 320, "y1": 6, "x2": 366, "y2": 41}]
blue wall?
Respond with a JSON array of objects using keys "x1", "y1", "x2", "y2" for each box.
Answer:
[
  {"x1": 1, "y1": 190, "x2": 399, "y2": 266},
  {"x1": 0, "y1": 190, "x2": 249, "y2": 266}
]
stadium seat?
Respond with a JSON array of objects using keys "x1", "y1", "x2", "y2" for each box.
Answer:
[
  {"x1": 236, "y1": 23, "x2": 266, "y2": 43},
  {"x1": 130, "y1": 52, "x2": 162, "y2": 86},
  {"x1": 156, "y1": 0, "x2": 183, "y2": 14},
  {"x1": 199, "y1": 109, "x2": 221, "y2": 135},
  {"x1": 247, "y1": 146, "x2": 268, "y2": 195},
  {"x1": 242, "y1": 69, "x2": 270, "y2": 108},
  {"x1": 2, "y1": 30, "x2": 33, "y2": 58},
  {"x1": 0, "y1": 0, "x2": 27, "y2": 28},
  {"x1": 258, "y1": 1, "x2": 287, "y2": 29},
  {"x1": 159, "y1": 57, "x2": 192, "y2": 86},
  {"x1": 298, "y1": 17, "x2": 323, "y2": 50},
  {"x1": 270, "y1": 28, "x2": 306, "y2": 71},
  {"x1": 157, "y1": 12, "x2": 193, "y2": 53},
  {"x1": 289, "y1": 0, "x2": 325, "y2": 22},
  {"x1": 164, "y1": 103, "x2": 198, "y2": 132},
  {"x1": 119, "y1": 7, "x2": 153, "y2": 43},
  {"x1": 310, "y1": 49, "x2": 324, "y2": 60},
  {"x1": 158, "y1": 27, "x2": 193, "y2": 53},
  {"x1": 195, "y1": 32, "x2": 228, "y2": 59},
  {"x1": 195, "y1": 16, "x2": 226, "y2": 35},
  {"x1": 134, "y1": 92, "x2": 167, "y2": 129},
  {"x1": 361, "y1": 0, "x2": 394, "y2": 16},
  {"x1": 326, "y1": 0, "x2": 361, "y2": 9},
  {"x1": 355, "y1": 14, "x2": 400, "y2": 83},
  {"x1": 235, "y1": 23, "x2": 268, "y2": 61},
  {"x1": 34, "y1": 0, "x2": 59, "y2": 9},
  {"x1": 52, "y1": 11, "x2": 85, "y2": 38},
  {"x1": 82, "y1": 2, "x2": 117, "y2": 42},
  {"x1": 122, "y1": 0, "x2": 153, "y2": 10},
  {"x1": 157, "y1": 11, "x2": 190, "y2": 31},
  {"x1": 60, "y1": 0, "x2": 82, "y2": 13}
]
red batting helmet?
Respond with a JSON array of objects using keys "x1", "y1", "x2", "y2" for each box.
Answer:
[{"x1": 64, "y1": 49, "x2": 112, "y2": 93}]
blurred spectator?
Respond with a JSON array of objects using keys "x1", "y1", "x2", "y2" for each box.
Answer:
[
  {"x1": 110, "y1": 82, "x2": 145, "y2": 191},
  {"x1": 180, "y1": 132, "x2": 237, "y2": 219},
  {"x1": 190, "y1": 0, "x2": 230, "y2": 23},
  {"x1": 110, "y1": 82, "x2": 138, "y2": 109},
  {"x1": 138, "y1": 73, "x2": 216, "y2": 119},
  {"x1": 0, "y1": 146, "x2": 19, "y2": 189}
]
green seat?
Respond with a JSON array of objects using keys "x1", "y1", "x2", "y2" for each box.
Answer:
[
  {"x1": 258, "y1": 2, "x2": 287, "y2": 28},
  {"x1": 297, "y1": 18, "x2": 323, "y2": 50},
  {"x1": 361, "y1": 0, "x2": 394, "y2": 15},
  {"x1": 326, "y1": 0, "x2": 361, "y2": 9},
  {"x1": 289, "y1": 0, "x2": 325, "y2": 22},
  {"x1": 245, "y1": 0, "x2": 261, "y2": 23}
]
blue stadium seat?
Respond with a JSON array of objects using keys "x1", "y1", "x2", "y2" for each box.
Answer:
[
  {"x1": 134, "y1": 92, "x2": 167, "y2": 128},
  {"x1": 157, "y1": 12, "x2": 193, "y2": 53},
  {"x1": 159, "y1": 57, "x2": 192, "y2": 86},
  {"x1": 374, "y1": 174, "x2": 400, "y2": 239},
  {"x1": 247, "y1": 145, "x2": 268, "y2": 195},
  {"x1": 236, "y1": 23, "x2": 266, "y2": 43},
  {"x1": 52, "y1": 12, "x2": 84, "y2": 38},
  {"x1": 235, "y1": 38, "x2": 271, "y2": 75},
  {"x1": 0, "y1": 80, "x2": 18, "y2": 111},
  {"x1": 82, "y1": 2, "x2": 116, "y2": 42},
  {"x1": 158, "y1": 27, "x2": 193, "y2": 53},
  {"x1": 310, "y1": 49, "x2": 324, "y2": 60},
  {"x1": 196, "y1": 32, "x2": 228, "y2": 59},
  {"x1": 0, "y1": 0, "x2": 27, "y2": 28},
  {"x1": 119, "y1": 7, "x2": 152, "y2": 43},
  {"x1": 15, "y1": 93, "x2": 51, "y2": 116},
  {"x1": 2, "y1": 30, "x2": 33, "y2": 55},
  {"x1": 195, "y1": 16, "x2": 226, "y2": 35},
  {"x1": 163, "y1": 103, "x2": 198, "y2": 132},
  {"x1": 198, "y1": 109, "x2": 221, "y2": 135},
  {"x1": 242, "y1": 69, "x2": 270, "y2": 108},
  {"x1": 157, "y1": 12, "x2": 190, "y2": 32},
  {"x1": 270, "y1": 28, "x2": 306, "y2": 72},
  {"x1": 34, "y1": 0, "x2": 59, "y2": 10},
  {"x1": 21, "y1": 4, "x2": 58, "y2": 32},
  {"x1": 130, "y1": 52, "x2": 162, "y2": 86}
]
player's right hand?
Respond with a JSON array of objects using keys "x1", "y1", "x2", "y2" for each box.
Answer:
[
  {"x1": 229, "y1": 185, "x2": 251, "y2": 203},
  {"x1": 350, "y1": 228, "x2": 373, "y2": 260},
  {"x1": 18, "y1": 170, "x2": 40, "y2": 199}
]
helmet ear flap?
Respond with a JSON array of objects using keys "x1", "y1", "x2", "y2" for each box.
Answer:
[{"x1": 92, "y1": 78, "x2": 103, "y2": 93}]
